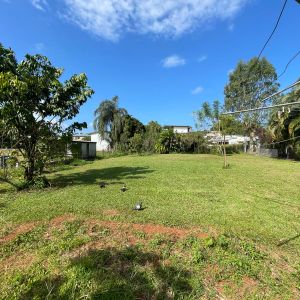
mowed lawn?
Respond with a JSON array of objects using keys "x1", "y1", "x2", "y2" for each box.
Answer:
[{"x1": 0, "y1": 154, "x2": 300, "y2": 299}]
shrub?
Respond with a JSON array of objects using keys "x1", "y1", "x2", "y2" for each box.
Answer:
[
  {"x1": 293, "y1": 142, "x2": 300, "y2": 160},
  {"x1": 129, "y1": 133, "x2": 143, "y2": 153},
  {"x1": 19, "y1": 176, "x2": 51, "y2": 190},
  {"x1": 155, "y1": 129, "x2": 178, "y2": 154},
  {"x1": 177, "y1": 132, "x2": 210, "y2": 154},
  {"x1": 224, "y1": 144, "x2": 244, "y2": 154}
]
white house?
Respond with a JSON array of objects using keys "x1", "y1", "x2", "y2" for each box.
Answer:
[
  {"x1": 204, "y1": 131, "x2": 250, "y2": 145},
  {"x1": 89, "y1": 132, "x2": 110, "y2": 151},
  {"x1": 165, "y1": 125, "x2": 192, "y2": 134},
  {"x1": 72, "y1": 134, "x2": 90, "y2": 141}
]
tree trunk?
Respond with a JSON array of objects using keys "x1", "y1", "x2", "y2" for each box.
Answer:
[
  {"x1": 249, "y1": 131, "x2": 255, "y2": 152},
  {"x1": 244, "y1": 136, "x2": 247, "y2": 153},
  {"x1": 223, "y1": 135, "x2": 227, "y2": 168},
  {"x1": 25, "y1": 157, "x2": 35, "y2": 182}
]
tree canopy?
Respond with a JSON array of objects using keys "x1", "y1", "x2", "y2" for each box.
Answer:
[
  {"x1": 224, "y1": 57, "x2": 279, "y2": 133},
  {"x1": 93, "y1": 96, "x2": 128, "y2": 150},
  {"x1": 0, "y1": 43, "x2": 94, "y2": 183},
  {"x1": 268, "y1": 83, "x2": 300, "y2": 157}
]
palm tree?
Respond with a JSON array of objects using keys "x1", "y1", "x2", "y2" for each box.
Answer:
[
  {"x1": 269, "y1": 110, "x2": 288, "y2": 141},
  {"x1": 288, "y1": 109, "x2": 300, "y2": 138},
  {"x1": 94, "y1": 96, "x2": 128, "y2": 150}
]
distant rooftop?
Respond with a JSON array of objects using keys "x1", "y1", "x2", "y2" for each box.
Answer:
[
  {"x1": 164, "y1": 125, "x2": 192, "y2": 128},
  {"x1": 73, "y1": 133, "x2": 90, "y2": 137}
]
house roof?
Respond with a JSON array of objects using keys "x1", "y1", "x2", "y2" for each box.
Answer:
[
  {"x1": 73, "y1": 134, "x2": 90, "y2": 137},
  {"x1": 164, "y1": 125, "x2": 192, "y2": 128},
  {"x1": 72, "y1": 141, "x2": 96, "y2": 144}
]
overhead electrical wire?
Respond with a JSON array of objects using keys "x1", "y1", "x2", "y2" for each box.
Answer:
[
  {"x1": 278, "y1": 48, "x2": 300, "y2": 79},
  {"x1": 223, "y1": 0, "x2": 290, "y2": 116},
  {"x1": 222, "y1": 80, "x2": 300, "y2": 115},
  {"x1": 266, "y1": 135, "x2": 300, "y2": 146},
  {"x1": 222, "y1": 1, "x2": 299, "y2": 120},
  {"x1": 257, "y1": 0, "x2": 288, "y2": 59}
]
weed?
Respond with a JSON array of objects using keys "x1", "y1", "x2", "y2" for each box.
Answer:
[{"x1": 134, "y1": 231, "x2": 147, "y2": 239}]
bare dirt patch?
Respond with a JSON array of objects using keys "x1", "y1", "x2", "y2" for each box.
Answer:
[
  {"x1": 0, "y1": 252, "x2": 36, "y2": 272},
  {"x1": 86, "y1": 220, "x2": 209, "y2": 239},
  {"x1": 0, "y1": 222, "x2": 38, "y2": 244},
  {"x1": 0, "y1": 216, "x2": 209, "y2": 247},
  {"x1": 215, "y1": 277, "x2": 259, "y2": 299},
  {"x1": 103, "y1": 210, "x2": 120, "y2": 217},
  {"x1": 49, "y1": 214, "x2": 76, "y2": 227}
]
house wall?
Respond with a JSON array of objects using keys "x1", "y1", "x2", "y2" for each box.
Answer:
[
  {"x1": 90, "y1": 133, "x2": 110, "y2": 151},
  {"x1": 227, "y1": 135, "x2": 247, "y2": 145},
  {"x1": 173, "y1": 127, "x2": 191, "y2": 134},
  {"x1": 73, "y1": 135, "x2": 90, "y2": 141}
]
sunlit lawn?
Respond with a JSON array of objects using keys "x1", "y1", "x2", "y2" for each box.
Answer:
[{"x1": 0, "y1": 154, "x2": 299, "y2": 299}]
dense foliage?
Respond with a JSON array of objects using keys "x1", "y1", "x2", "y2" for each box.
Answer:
[
  {"x1": 268, "y1": 83, "x2": 300, "y2": 158},
  {"x1": 0, "y1": 43, "x2": 94, "y2": 184},
  {"x1": 224, "y1": 57, "x2": 279, "y2": 149}
]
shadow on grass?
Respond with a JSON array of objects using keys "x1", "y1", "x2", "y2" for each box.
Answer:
[
  {"x1": 21, "y1": 247, "x2": 195, "y2": 299},
  {"x1": 51, "y1": 166, "x2": 155, "y2": 188},
  {"x1": 277, "y1": 233, "x2": 300, "y2": 246}
]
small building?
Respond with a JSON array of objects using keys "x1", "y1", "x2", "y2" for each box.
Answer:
[
  {"x1": 89, "y1": 132, "x2": 110, "y2": 151},
  {"x1": 205, "y1": 131, "x2": 250, "y2": 145},
  {"x1": 164, "y1": 125, "x2": 192, "y2": 134},
  {"x1": 73, "y1": 134, "x2": 91, "y2": 141},
  {"x1": 70, "y1": 141, "x2": 96, "y2": 159}
]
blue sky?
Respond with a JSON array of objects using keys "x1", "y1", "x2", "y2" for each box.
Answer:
[{"x1": 0, "y1": 0, "x2": 300, "y2": 131}]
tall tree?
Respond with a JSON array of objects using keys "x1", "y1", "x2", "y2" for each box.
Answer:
[
  {"x1": 0, "y1": 43, "x2": 94, "y2": 183},
  {"x1": 195, "y1": 100, "x2": 221, "y2": 130},
  {"x1": 93, "y1": 96, "x2": 128, "y2": 150},
  {"x1": 195, "y1": 100, "x2": 244, "y2": 166},
  {"x1": 224, "y1": 57, "x2": 279, "y2": 149},
  {"x1": 143, "y1": 121, "x2": 161, "y2": 152},
  {"x1": 120, "y1": 115, "x2": 145, "y2": 151}
]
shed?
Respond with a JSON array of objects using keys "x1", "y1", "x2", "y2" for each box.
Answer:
[{"x1": 71, "y1": 141, "x2": 96, "y2": 159}]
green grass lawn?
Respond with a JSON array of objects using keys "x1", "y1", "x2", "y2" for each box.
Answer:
[{"x1": 0, "y1": 154, "x2": 300, "y2": 299}]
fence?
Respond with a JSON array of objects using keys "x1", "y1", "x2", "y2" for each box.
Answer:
[{"x1": 257, "y1": 148, "x2": 279, "y2": 158}]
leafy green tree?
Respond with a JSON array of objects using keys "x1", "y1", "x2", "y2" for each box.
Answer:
[
  {"x1": 0, "y1": 43, "x2": 94, "y2": 184},
  {"x1": 129, "y1": 133, "x2": 143, "y2": 153},
  {"x1": 224, "y1": 57, "x2": 279, "y2": 149},
  {"x1": 123, "y1": 115, "x2": 145, "y2": 137},
  {"x1": 196, "y1": 100, "x2": 244, "y2": 165},
  {"x1": 269, "y1": 107, "x2": 300, "y2": 157},
  {"x1": 269, "y1": 83, "x2": 300, "y2": 157},
  {"x1": 177, "y1": 132, "x2": 208, "y2": 153},
  {"x1": 155, "y1": 129, "x2": 178, "y2": 154},
  {"x1": 93, "y1": 96, "x2": 128, "y2": 150},
  {"x1": 143, "y1": 121, "x2": 161, "y2": 152},
  {"x1": 195, "y1": 100, "x2": 221, "y2": 130},
  {"x1": 120, "y1": 115, "x2": 145, "y2": 151}
]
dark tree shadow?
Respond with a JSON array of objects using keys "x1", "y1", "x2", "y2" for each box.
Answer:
[
  {"x1": 51, "y1": 166, "x2": 155, "y2": 188},
  {"x1": 277, "y1": 233, "x2": 300, "y2": 246},
  {"x1": 20, "y1": 247, "x2": 194, "y2": 299}
]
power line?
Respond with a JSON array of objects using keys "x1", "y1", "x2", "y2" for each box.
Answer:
[
  {"x1": 265, "y1": 135, "x2": 300, "y2": 146},
  {"x1": 258, "y1": 0, "x2": 288, "y2": 59},
  {"x1": 278, "y1": 48, "x2": 300, "y2": 79},
  {"x1": 222, "y1": 80, "x2": 300, "y2": 115}
]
